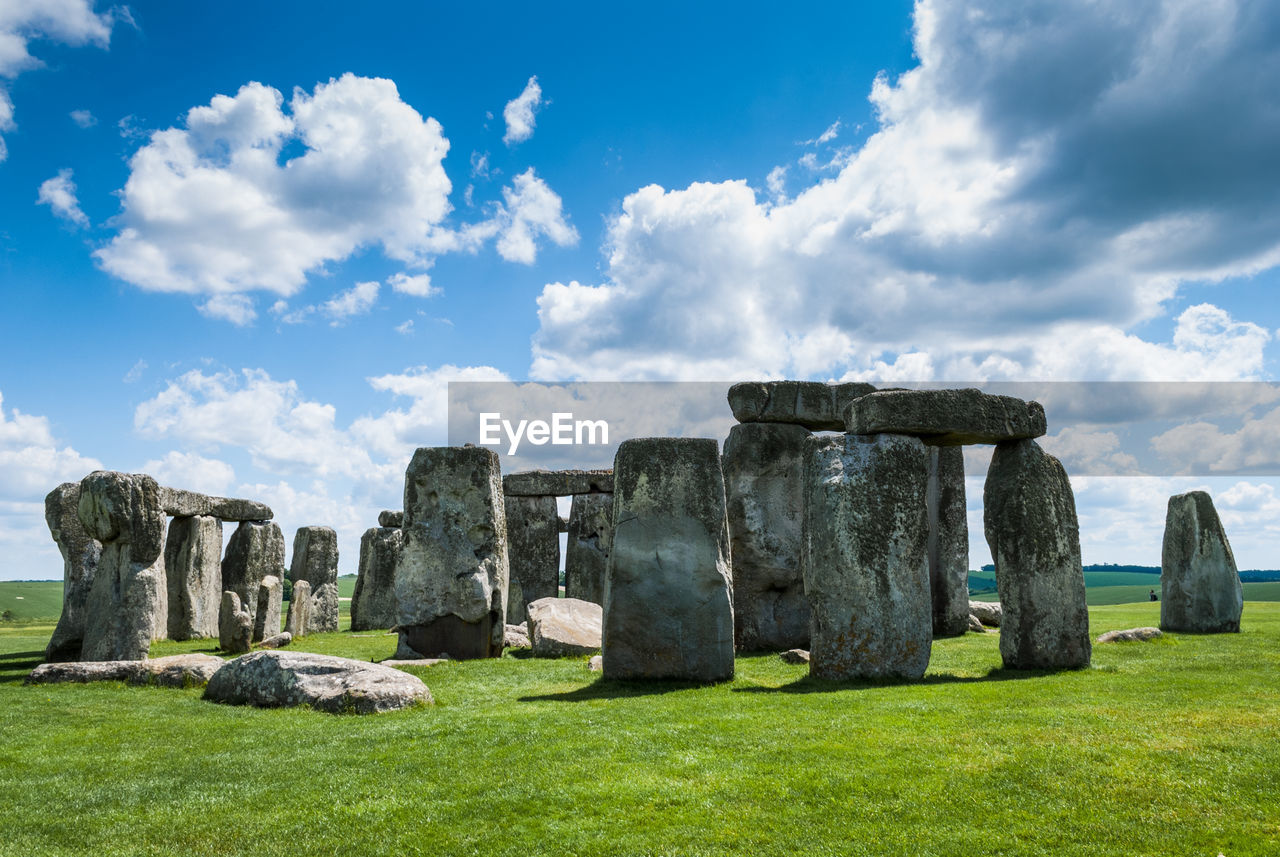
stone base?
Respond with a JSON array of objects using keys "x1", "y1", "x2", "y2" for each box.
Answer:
[{"x1": 398, "y1": 614, "x2": 500, "y2": 660}]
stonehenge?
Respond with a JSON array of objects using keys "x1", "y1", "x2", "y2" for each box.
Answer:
[
  {"x1": 284, "y1": 579, "x2": 312, "y2": 637},
  {"x1": 503, "y1": 494, "x2": 561, "y2": 623},
  {"x1": 289, "y1": 526, "x2": 340, "y2": 634},
  {"x1": 927, "y1": 446, "x2": 970, "y2": 638},
  {"x1": 603, "y1": 437, "x2": 735, "y2": 682},
  {"x1": 43, "y1": 482, "x2": 102, "y2": 661},
  {"x1": 565, "y1": 492, "x2": 613, "y2": 604},
  {"x1": 253, "y1": 575, "x2": 283, "y2": 643},
  {"x1": 164, "y1": 515, "x2": 222, "y2": 641},
  {"x1": 1160, "y1": 491, "x2": 1243, "y2": 633},
  {"x1": 843, "y1": 388, "x2": 1046, "y2": 446},
  {"x1": 526, "y1": 596, "x2": 603, "y2": 657},
  {"x1": 222, "y1": 521, "x2": 286, "y2": 629},
  {"x1": 218, "y1": 590, "x2": 253, "y2": 654},
  {"x1": 351, "y1": 523, "x2": 402, "y2": 631}
]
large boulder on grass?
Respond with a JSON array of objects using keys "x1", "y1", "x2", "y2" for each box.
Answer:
[
  {"x1": 203, "y1": 650, "x2": 432, "y2": 713},
  {"x1": 527, "y1": 597, "x2": 603, "y2": 657}
]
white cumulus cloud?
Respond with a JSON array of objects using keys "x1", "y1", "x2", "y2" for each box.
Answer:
[
  {"x1": 36, "y1": 168, "x2": 88, "y2": 226},
  {"x1": 502, "y1": 76, "x2": 542, "y2": 146}
]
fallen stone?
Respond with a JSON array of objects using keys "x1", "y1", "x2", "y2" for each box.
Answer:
[
  {"x1": 1097, "y1": 627, "x2": 1163, "y2": 643},
  {"x1": 159, "y1": 487, "x2": 272, "y2": 522},
  {"x1": 284, "y1": 579, "x2": 312, "y2": 637},
  {"x1": 26, "y1": 653, "x2": 225, "y2": 687},
  {"x1": 603, "y1": 437, "x2": 734, "y2": 682},
  {"x1": 984, "y1": 440, "x2": 1091, "y2": 670},
  {"x1": 803, "y1": 434, "x2": 933, "y2": 680},
  {"x1": 928, "y1": 445, "x2": 970, "y2": 638},
  {"x1": 204, "y1": 651, "x2": 432, "y2": 714},
  {"x1": 221, "y1": 521, "x2": 286, "y2": 628},
  {"x1": 722, "y1": 421, "x2": 811, "y2": 652},
  {"x1": 527, "y1": 597, "x2": 603, "y2": 657},
  {"x1": 289, "y1": 526, "x2": 340, "y2": 634},
  {"x1": 588, "y1": 654, "x2": 602, "y2": 671},
  {"x1": 43, "y1": 482, "x2": 102, "y2": 662},
  {"x1": 1160, "y1": 491, "x2": 1243, "y2": 634},
  {"x1": 504, "y1": 622, "x2": 531, "y2": 648},
  {"x1": 253, "y1": 575, "x2": 283, "y2": 642},
  {"x1": 967, "y1": 614, "x2": 987, "y2": 633},
  {"x1": 728, "y1": 380, "x2": 878, "y2": 431},
  {"x1": 218, "y1": 591, "x2": 253, "y2": 654},
  {"x1": 780, "y1": 648, "x2": 810, "y2": 665},
  {"x1": 969, "y1": 600, "x2": 1003, "y2": 627},
  {"x1": 380, "y1": 658, "x2": 448, "y2": 669},
  {"x1": 504, "y1": 495, "x2": 561, "y2": 624},
  {"x1": 397, "y1": 446, "x2": 509, "y2": 660},
  {"x1": 378, "y1": 510, "x2": 404, "y2": 528},
  {"x1": 351, "y1": 527, "x2": 401, "y2": 631},
  {"x1": 503, "y1": 469, "x2": 614, "y2": 497},
  {"x1": 256, "y1": 631, "x2": 293, "y2": 649},
  {"x1": 25, "y1": 660, "x2": 139, "y2": 684},
  {"x1": 78, "y1": 471, "x2": 168, "y2": 661},
  {"x1": 844, "y1": 388, "x2": 1046, "y2": 446},
  {"x1": 164, "y1": 515, "x2": 222, "y2": 641},
  {"x1": 564, "y1": 493, "x2": 613, "y2": 605}
]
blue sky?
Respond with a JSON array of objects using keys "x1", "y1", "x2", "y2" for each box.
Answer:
[{"x1": 2, "y1": 1, "x2": 1280, "y2": 580}]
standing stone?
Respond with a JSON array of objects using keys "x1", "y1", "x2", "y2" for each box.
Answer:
[
  {"x1": 503, "y1": 495, "x2": 560, "y2": 623},
  {"x1": 43, "y1": 482, "x2": 102, "y2": 662},
  {"x1": 723, "y1": 422, "x2": 811, "y2": 652},
  {"x1": 1160, "y1": 491, "x2": 1243, "y2": 633},
  {"x1": 218, "y1": 590, "x2": 252, "y2": 654},
  {"x1": 351, "y1": 527, "x2": 402, "y2": 631},
  {"x1": 928, "y1": 446, "x2": 970, "y2": 637},
  {"x1": 565, "y1": 493, "x2": 613, "y2": 605},
  {"x1": 285, "y1": 579, "x2": 312, "y2": 637},
  {"x1": 221, "y1": 521, "x2": 285, "y2": 627},
  {"x1": 984, "y1": 439, "x2": 1091, "y2": 670},
  {"x1": 289, "y1": 526, "x2": 340, "y2": 634},
  {"x1": 77, "y1": 471, "x2": 168, "y2": 661},
  {"x1": 396, "y1": 446, "x2": 509, "y2": 660},
  {"x1": 802, "y1": 434, "x2": 933, "y2": 680},
  {"x1": 164, "y1": 515, "x2": 223, "y2": 641},
  {"x1": 253, "y1": 575, "x2": 283, "y2": 642},
  {"x1": 603, "y1": 438, "x2": 734, "y2": 682}
]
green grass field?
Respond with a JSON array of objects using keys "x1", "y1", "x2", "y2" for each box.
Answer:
[{"x1": 1, "y1": 599, "x2": 1278, "y2": 855}]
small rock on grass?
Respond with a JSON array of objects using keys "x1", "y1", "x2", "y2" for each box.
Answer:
[
  {"x1": 779, "y1": 649, "x2": 810, "y2": 664},
  {"x1": 1096, "y1": 627, "x2": 1163, "y2": 644}
]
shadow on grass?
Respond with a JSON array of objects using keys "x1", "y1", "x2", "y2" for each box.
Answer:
[
  {"x1": 519, "y1": 676, "x2": 724, "y2": 702},
  {"x1": 0, "y1": 650, "x2": 45, "y2": 684},
  {"x1": 732, "y1": 667, "x2": 1056, "y2": 694}
]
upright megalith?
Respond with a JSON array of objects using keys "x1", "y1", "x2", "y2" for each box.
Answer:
[
  {"x1": 1160, "y1": 491, "x2": 1243, "y2": 633},
  {"x1": 565, "y1": 493, "x2": 613, "y2": 604},
  {"x1": 802, "y1": 434, "x2": 933, "y2": 680},
  {"x1": 503, "y1": 495, "x2": 560, "y2": 623},
  {"x1": 928, "y1": 446, "x2": 970, "y2": 638},
  {"x1": 221, "y1": 521, "x2": 285, "y2": 627},
  {"x1": 984, "y1": 440, "x2": 1091, "y2": 670},
  {"x1": 603, "y1": 438, "x2": 734, "y2": 682},
  {"x1": 218, "y1": 591, "x2": 252, "y2": 654},
  {"x1": 253, "y1": 575, "x2": 283, "y2": 642},
  {"x1": 164, "y1": 515, "x2": 222, "y2": 641},
  {"x1": 289, "y1": 527, "x2": 340, "y2": 634},
  {"x1": 77, "y1": 471, "x2": 168, "y2": 661},
  {"x1": 43, "y1": 482, "x2": 102, "y2": 662},
  {"x1": 285, "y1": 579, "x2": 312, "y2": 637},
  {"x1": 396, "y1": 446, "x2": 509, "y2": 659},
  {"x1": 723, "y1": 421, "x2": 811, "y2": 651},
  {"x1": 351, "y1": 526, "x2": 402, "y2": 631}
]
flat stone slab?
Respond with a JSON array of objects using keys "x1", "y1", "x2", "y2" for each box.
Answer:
[
  {"x1": 160, "y1": 487, "x2": 272, "y2": 522},
  {"x1": 729, "y1": 381, "x2": 878, "y2": 431},
  {"x1": 204, "y1": 651, "x2": 432, "y2": 714},
  {"x1": 380, "y1": 658, "x2": 448, "y2": 669},
  {"x1": 26, "y1": 654, "x2": 225, "y2": 688},
  {"x1": 502, "y1": 469, "x2": 614, "y2": 497},
  {"x1": 378, "y1": 510, "x2": 404, "y2": 528},
  {"x1": 1097, "y1": 627, "x2": 1163, "y2": 643},
  {"x1": 527, "y1": 597, "x2": 603, "y2": 657},
  {"x1": 843, "y1": 388, "x2": 1046, "y2": 445}
]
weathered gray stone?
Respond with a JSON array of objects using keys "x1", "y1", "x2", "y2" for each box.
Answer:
[
  {"x1": 969, "y1": 601, "x2": 1002, "y2": 627},
  {"x1": 253, "y1": 575, "x2": 283, "y2": 642},
  {"x1": 256, "y1": 631, "x2": 293, "y2": 649},
  {"x1": 25, "y1": 654, "x2": 225, "y2": 687},
  {"x1": 564, "y1": 493, "x2": 613, "y2": 605},
  {"x1": 527, "y1": 597, "x2": 603, "y2": 657},
  {"x1": 588, "y1": 654, "x2": 603, "y2": 672},
  {"x1": 218, "y1": 591, "x2": 252, "y2": 654},
  {"x1": 159, "y1": 487, "x2": 272, "y2": 522},
  {"x1": 1097, "y1": 627, "x2": 1163, "y2": 643},
  {"x1": 802, "y1": 434, "x2": 933, "y2": 680},
  {"x1": 78, "y1": 471, "x2": 168, "y2": 661},
  {"x1": 723, "y1": 422, "x2": 811, "y2": 652},
  {"x1": 284, "y1": 580, "x2": 311, "y2": 637},
  {"x1": 503, "y1": 469, "x2": 614, "y2": 497},
  {"x1": 984, "y1": 440, "x2": 1091, "y2": 670},
  {"x1": 1160, "y1": 491, "x2": 1243, "y2": 634},
  {"x1": 967, "y1": 614, "x2": 988, "y2": 633},
  {"x1": 780, "y1": 648, "x2": 810, "y2": 665},
  {"x1": 26, "y1": 660, "x2": 138, "y2": 684},
  {"x1": 603, "y1": 438, "x2": 734, "y2": 682},
  {"x1": 844, "y1": 388, "x2": 1047, "y2": 446},
  {"x1": 221, "y1": 521, "x2": 285, "y2": 628},
  {"x1": 351, "y1": 527, "x2": 402, "y2": 631},
  {"x1": 504, "y1": 622, "x2": 531, "y2": 648},
  {"x1": 378, "y1": 510, "x2": 404, "y2": 528},
  {"x1": 396, "y1": 446, "x2": 509, "y2": 659},
  {"x1": 43, "y1": 482, "x2": 102, "y2": 662},
  {"x1": 928, "y1": 446, "x2": 970, "y2": 638},
  {"x1": 204, "y1": 651, "x2": 432, "y2": 714},
  {"x1": 289, "y1": 526, "x2": 339, "y2": 634},
  {"x1": 728, "y1": 381, "x2": 878, "y2": 431},
  {"x1": 381, "y1": 658, "x2": 448, "y2": 669},
  {"x1": 558, "y1": 516, "x2": 569, "y2": 533},
  {"x1": 504, "y1": 495, "x2": 560, "y2": 623},
  {"x1": 164, "y1": 515, "x2": 222, "y2": 641}
]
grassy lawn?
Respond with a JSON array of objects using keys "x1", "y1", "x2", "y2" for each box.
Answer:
[{"x1": 1, "y1": 601, "x2": 1277, "y2": 856}]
